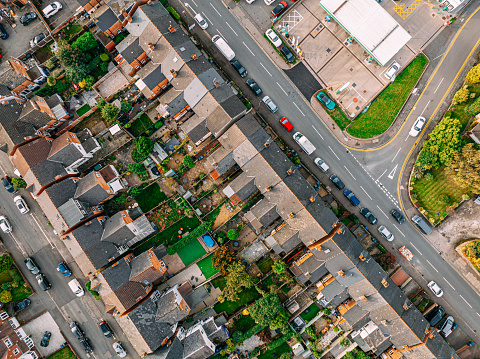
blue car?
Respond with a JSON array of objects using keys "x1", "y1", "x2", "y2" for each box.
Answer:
[
  {"x1": 57, "y1": 262, "x2": 72, "y2": 277},
  {"x1": 344, "y1": 189, "x2": 360, "y2": 206},
  {"x1": 316, "y1": 92, "x2": 335, "y2": 110}
]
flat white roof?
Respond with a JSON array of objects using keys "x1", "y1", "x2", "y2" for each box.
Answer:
[{"x1": 319, "y1": 0, "x2": 411, "y2": 66}]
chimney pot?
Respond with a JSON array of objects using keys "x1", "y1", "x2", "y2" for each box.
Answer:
[
  {"x1": 310, "y1": 196, "x2": 315, "y2": 202},
  {"x1": 266, "y1": 185, "x2": 272, "y2": 192},
  {"x1": 288, "y1": 212, "x2": 295, "y2": 218},
  {"x1": 338, "y1": 270, "x2": 345, "y2": 277},
  {"x1": 286, "y1": 168, "x2": 293, "y2": 175},
  {"x1": 191, "y1": 53, "x2": 198, "y2": 60},
  {"x1": 264, "y1": 141, "x2": 270, "y2": 148},
  {"x1": 168, "y1": 25, "x2": 175, "y2": 33}
]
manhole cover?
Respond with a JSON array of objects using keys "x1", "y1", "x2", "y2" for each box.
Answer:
[
  {"x1": 326, "y1": 48, "x2": 331, "y2": 53},
  {"x1": 352, "y1": 83, "x2": 357, "y2": 87}
]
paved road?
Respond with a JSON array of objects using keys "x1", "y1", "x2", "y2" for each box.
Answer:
[
  {"x1": 0, "y1": 154, "x2": 138, "y2": 359},
  {"x1": 176, "y1": 0, "x2": 480, "y2": 345}
]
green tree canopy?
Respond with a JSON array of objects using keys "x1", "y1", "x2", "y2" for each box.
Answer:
[
  {"x1": 183, "y1": 155, "x2": 194, "y2": 169},
  {"x1": 270, "y1": 310, "x2": 289, "y2": 330},
  {"x1": 447, "y1": 143, "x2": 480, "y2": 193},
  {"x1": 466, "y1": 64, "x2": 480, "y2": 84},
  {"x1": 272, "y1": 260, "x2": 287, "y2": 275},
  {"x1": 72, "y1": 32, "x2": 97, "y2": 52},
  {"x1": 121, "y1": 100, "x2": 133, "y2": 112},
  {"x1": 0, "y1": 254, "x2": 13, "y2": 271},
  {"x1": 0, "y1": 290, "x2": 12, "y2": 303},
  {"x1": 128, "y1": 163, "x2": 145, "y2": 174},
  {"x1": 101, "y1": 103, "x2": 120, "y2": 124},
  {"x1": 11, "y1": 178, "x2": 26, "y2": 190},
  {"x1": 136, "y1": 136, "x2": 154, "y2": 157},
  {"x1": 249, "y1": 293, "x2": 283, "y2": 327},
  {"x1": 227, "y1": 229, "x2": 239, "y2": 240},
  {"x1": 223, "y1": 261, "x2": 253, "y2": 301}
]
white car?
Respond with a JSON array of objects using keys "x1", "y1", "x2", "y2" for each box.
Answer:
[
  {"x1": 194, "y1": 13, "x2": 208, "y2": 30},
  {"x1": 428, "y1": 281, "x2": 443, "y2": 297},
  {"x1": 262, "y1": 96, "x2": 278, "y2": 113},
  {"x1": 0, "y1": 216, "x2": 12, "y2": 234},
  {"x1": 246, "y1": 0, "x2": 256, "y2": 3},
  {"x1": 384, "y1": 62, "x2": 400, "y2": 79},
  {"x1": 14, "y1": 196, "x2": 29, "y2": 214},
  {"x1": 264, "y1": 0, "x2": 275, "y2": 4},
  {"x1": 113, "y1": 342, "x2": 127, "y2": 358},
  {"x1": 409, "y1": 116, "x2": 426, "y2": 137},
  {"x1": 68, "y1": 279, "x2": 85, "y2": 297},
  {"x1": 42, "y1": 2, "x2": 62, "y2": 19},
  {"x1": 265, "y1": 29, "x2": 282, "y2": 47},
  {"x1": 378, "y1": 225, "x2": 394, "y2": 242},
  {"x1": 314, "y1": 158, "x2": 329, "y2": 173}
]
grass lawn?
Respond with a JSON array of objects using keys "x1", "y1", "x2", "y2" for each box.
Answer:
[
  {"x1": 230, "y1": 314, "x2": 257, "y2": 332},
  {"x1": 256, "y1": 257, "x2": 273, "y2": 274},
  {"x1": 177, "y1": 239, "x2": 206, "y2": 266},
  {"x1": 318, "y1": 90, "x2": 351, "y2": 130},
  {"x1": 128, "y1": 114, "x2": 153, "y2": 137},
  {"x1": 300, "y1": 302, "x2": 321, "y2": 323},
  {"x1": 258, "y1": 342, "x2": 291, "y2": 359},
  {"x1": 63, "y1": 23, "x2": 82, "y2": 41},
  {"x1": 212, "y1": 276, "x2": 260, "y2": 315},
  {"x1": 347, "y1": 54, "x2": 428, "y2": 138},
  {"x1": 0, "y1": 267, "x2": 31, "y2": 301},
  {"x1": 76, "y1": 104, "x2": 91, "y2": 117},
  {"x1": 197, "y1": 253, "x2": 218, "y2": 279},
  {"x1": 47, "y1": 347, "x2": 76, "y2": 359},
  {"x1": 134, "y1": 183, "x2": 167, "y2": 212},
  {"x1": 411, "y1": 167, "x2": 468, "y2": 225}
]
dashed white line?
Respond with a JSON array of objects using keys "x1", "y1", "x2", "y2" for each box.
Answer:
[
  {"x1": 434, "y1": 77, "x2": 444, "y2": 94},
  {"x1": 216, "y1": 29, "x2": 228, "y2": 42},
  {"x1": 9, "y1": 233, "x2": 26, "y2": 256},
  {"x1": 410, "y1": 242, "x2": 422, "y2": 255},
  {"x1": 404, "y1": 136, "x2": 409, "y2": 142},
  {"x1": 293, "y1": 102, "x2": 305, "y2": 117},
  {"x1": 460, "y1": 295, "x2": 473, "y2": 308},
  {"x1": 426, "y1": 259, "x2": 438, "y2": 272},
  {"x1": 444, "y1": 278, "x2": 455, "y2": 290},
  {"x1": 376, "y1": 169, "x2": 387, "y2": 182},
  {"x1": 260, "y1": 62, "x2": 272, "y2": 77},
  {"x1": 210, "y1": 3, "x2": 222, "y2": 16},
  {"x1": 277, "y1": 82, "x2": 288, "y2": 96},
  {"x1": 226, "y1": 22, "x2": 238, "y2": 36},
  {"x1": 420, "y1": 102, "x2": 430, "y2": 116},
  {"x1": 360, "y1": 186, "x2": 372, "y2": 200},
  {"x1": 376, "y1": 205, "x2": 389, "y2": 219},
  {"x1": 243, "y1": 41, "x2": 255, "y2": 56},
  {"x1": 344, "y1": 166, "x2": 356, "y2": 180},
  {"x1": 202, "y1": 12, "x2": 213, "y2": 25},
  {"x1": 392, "y1": 224, "x2": 405, "y2": 237},
  {"x1": 190, "y1": 0, "x2": 198, "y2": 6},
  {"x1": 391, "y1": 148, "x2": 401, "y2": 162},
  {"x1": 328, "y1": 146, "x2": 340, "y2": 161},
  {"x1": 312, "y1": 125, "x2": 324, "y2": 140}
]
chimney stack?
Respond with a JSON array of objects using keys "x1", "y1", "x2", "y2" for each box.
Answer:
[
  {"x1": 266, "y1": 185, "x2": 272, "y2": 192},
  {"x1": 286, "y1": 168, "x2": 293, "y2": 176},
  {"x1": 170, "y1": 69, "x2": 177, "y2": 77},
  {"x1": 310, "y1": 196, "x2": 315, "y2": 202},
  {"x1": 288, "y1": 212, "x2": 295, "y2": 218}
]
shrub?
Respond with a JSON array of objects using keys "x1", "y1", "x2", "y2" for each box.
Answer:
[
  {"x1": 241, "y1": 324, "x2": 266, "y2": 341},
  {"x1": 116, "y1": 193, "x2": 128, "y2": 204},
  {"x1": 340, "y1": 338, "x2": 350, "y2": 348},
  {"x1": 101, "y1": 103, "x2": 120, "y2": 123},
  {"x1": 218, "y1": 295, "x2": 225, "y2": 303},
  {"x1": 424, "y1": 172, "x2": 434, "y2": 181},
  {"x1": 466, "y1": 97, "x2": 480, "y2": 116},
  {"x1": 183, "y1": 155, "x2": 194, "y2": 169},
  {"x1": 453, "y1": 86, "x2": 470, "y2": 105},
  {"x1": 11, "y1": 178, "x2": 26, "y2": 190},
  {"x1": 121, "y1": 100, "x2": 133, "y2": 112},
  {"x1": 72, "y1": 32, "x2": 97, "y2": 52},
  {"x1": 227, "y1": 229, "x2": 239, "y2": 240},
  {"x1": 466, "y1": 64, "x2": 480, "y2": 84},
  {"x1": 125, "y1": 123, "x2": 131, "y2": 128},
  {"x1": 0, "y1": 290, "x2": 12, "y2": 303},
  {"x1": 333, "y1": 326, "x2": 339, "y2": 333},
  {"x1": 154, "y1": 121, "x2": 164, "y2": 129},
  {"x1": 100, "y1": 53, "x2": 110, "y2": 62},
  {"x1": 136, "y1": 137, "x2": 154, "y2": 157},
  {"x1": 0, "y1": 255, "x2": 13, "y2": 271},
  {"x1": 167, "y1": 6, "x2": 181, "y2": 21},
  {"x1": 267, "y1": 334, "x2": 289, "y2": 350},
  {"x1": 232, "y1": 331, "x2": 243, "y2": 342}
]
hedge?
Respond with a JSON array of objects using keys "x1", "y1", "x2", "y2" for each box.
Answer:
[
  {"x1": 167, "y1": 222, "x2": 212, "y2": 255},
  {"x1": 267, "y1": 334, "x2": 290, "y2": 350},
  {"x1": 239, "y1": 324, "x2": 266, "y2": 342}
]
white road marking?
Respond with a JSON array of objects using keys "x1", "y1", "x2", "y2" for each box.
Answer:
[
  {"x1": 277, "y1": 82, "x2": 288, "y2": 96},
  {"x1": 293, "y1": 102, "x2": 305, "y2": 116},
  {"x1": 392, "y1": 224, "x2": 405, "y2": 237},
  {"x1": 0, "y1": 163, "x2": 5, "y2": 176},
  {"x1": 444, "y1": 278, "x2": 455, "y2": 290},
  {"x1": 243, "y1": 41, "x2": 255, "y2": 56},
  {"x1": 388, "y1": 164, "x2": 398, "y2": 179},
  {"x1": 360, "y1": 186, "x2": 372, "y2": 200},
  {"x1": 226, "y1": 22, "x2": 238, "y2": 36},
  {"x1": 410, "y1": 242, "x2": 422, "y2": 255},
  {"x1": 312, "y1": 125, "x2": 324, "y2": 140},
  {"x1": 434, "y1": 77, "x2": 444, "y2": 94},
  {"x1": 344, "y1": 166, "x2": 356, "y2": 180},
  {"x1": 328, "y1": 146, "x2": 340, "y2": 160},
  {"x1": 376, "y1": 205, "x2": 389, "y2": 218},
  {"x1": 477, "y1": 313, "x2": 480, "y2": 318},
  {"x1": 190, "y1": 0, "x2": 198, "y2": 6},
  {"x1": 9, "y1": 233, "x2": 26, "y2": 256},
  {"x1": 420, "y1": 101, "x2": 430, "y2": 116},
  {"x1": 426, "y1": 259, "x2": 438, "y2": 272},
  {"x1": 391, "y1": 148, "x2": 401, "y2": 162},
  {"x1": 460, "y1": 295, "x2": 473, "y2": 308},
  {"x1": 216, "y1": 29, "x2": 227, "y2": 42},
  {"x1": 202, "y1": 12, "x2": 213, "y2": 25},
  {"x1": 210, "y1": 3, "x2": 222, "y2": 16},
  {"x1": 376, "y1": 169, "x2": 387, "y2": 182},
  {"x1": 260, "y1": 62, "x2": 272, "y2": 76}
]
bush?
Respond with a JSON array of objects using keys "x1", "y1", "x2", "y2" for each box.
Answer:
[
  {"x1": 128, "y1": 163, "x2": 145, "y2": 174},
  {"x1": 232, "y1": 331, "x2": 243, "y2": 341},
  {"x1": 167, "y1": 6, "x2": 181, "y2": 21},
  {"x1": 100, "y1": 53, "x2": 110, "y2": 62},
  {"x1": 0, "y1": 255, "x2": 13, "y2": 271},
  {"x1": 0, "y1": 290, "x2": 12, "y2": 303},
  {"x1": 466, "y1": 64, "x2": 480, "y2": 84},
  {"x1": 333, "y1": 326, "x2": 339, "y2": 333},
  {"x1": 241, "y1": 324, "x2": 266, "y2": 341},
  {"x1": 136, "y1": 137, "x2": 154, "y2": 157},
  {"x1": 267, "y1": 334, "x2": 289, "y2": 350},
  {"x1": 466, "y1": 97, "x2": 480, "y2": 116},
  {"x1": 183, "y1": 155, "x2": 194, "y2": 169},
  {"x1": 453, "y1": 86, "x2": 470, "y2": 105},
  {"x1": 424, "y1": 172, "x2": 434, "y2": 181},
  {"x1": 121, "y1": 100, "x2": 133, "y2": 112},
  {"x1": 101, "y1": 103, "x2": 120, "y2": 123},
  {"x1": 11, "y1": 178, "x2": 26, "y2": 190},
  {"x1": 340, "y1": 338, "x2": 350, "y2": 348},
  {"x1": 154, "y1": 121, "x2": 164, "y2": 129},
  {"x1": 116, "y1": 193, "x2": 128, "y2": 204},
  {"x1": 72, "y1": 32, "x2": 97, "y2": 52},
  {"x1": 227, "y1": 229, "x2": 239, "y2": 240}
]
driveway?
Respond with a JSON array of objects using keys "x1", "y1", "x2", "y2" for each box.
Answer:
[
  {"x1": 284, "y1": 62, "x2": 322, "y2": 100},
  {"x1": 42, "y1": 0, "x2": 78, "y2": 30},
  {"x1": 22, "y1": 312, "x2": 64, "y2": 357}
]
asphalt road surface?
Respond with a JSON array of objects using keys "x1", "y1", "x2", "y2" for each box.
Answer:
[{"x1": 177, "y1": 0, "x2": 480, "y2": 345}]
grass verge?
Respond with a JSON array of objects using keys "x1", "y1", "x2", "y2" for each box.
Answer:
[
  {"x1": 197, "y1": 253, "x2": 218, "y2": 279},
  {"x1": 317, "y1": 90, "x2": 351, "y2": 130},
  {"x1": 47, "y1": 347, "x2": 76, "y2": 359},
  {"x1": 177, "y1": 239, "x2": 206, "y2": 266},
  {"x1": 347, "y1": 54, "x2": 428, "y2": 138},
  {"x1": 134, "y1": 183, "x2": 167, "y2": 212}
]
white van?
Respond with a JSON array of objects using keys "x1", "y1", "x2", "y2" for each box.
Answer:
[
  {"x1": 68, "y1": 279, "x2": 85, "y2": 297},
  {"x1": 293, "y1": 132, "x2": 316, "y2": 155},
  {"x1": 212, "y1": 35, "x2": 235, "y2": 61}
]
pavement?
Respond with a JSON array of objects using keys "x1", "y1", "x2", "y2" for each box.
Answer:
[{"x1": 171, "y1": 0, "x2": 480, "y2": 349}]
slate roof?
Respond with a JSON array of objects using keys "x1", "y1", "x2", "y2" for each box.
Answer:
[
  {"x1": 143, "y1": 65, "x2": 166, "y2": 90},
  {"x1": 220, "y1": 96, "x2": 245, "y2": 120},
  {"x1": 188, "y1": 55, "x2": 214, "y2": 78},
  {"x1": 101, "y1": 212, "x2": 135, "y2": 245},
  {"x1": 18, "y1": 100, "x2": 52, "y2": 128},
  {"x1": 96, "y1": 8, "x2": 120, "y2": 33},
  {"x1": 48, "y1": 141, "x2": 83, "y2": 167},
  {"x1": 74, "y1": 172, "x2": 111, "y2": 205},
  {"x1": 155, "y1": 291, "x2": 188, "y2": 325},
  {"x1": 29, "y1": 160, "x2": 66, "y2": 186},
  {"x1": 45, "y1": 177, "x2": 77, "y2": 208},
  {"x1": 58, "y1": 198, "x2": 93, "y2": 228},
  {"x1": 120, "y1": 37, "x2": 143, "y2": 63},
  {"x1": 183, "y1": 330, "x2": 214, "y2": 359},
  {"x1": 166, "y1": 92, "x2": 188, "y2": 117},
  {"x1": 272, "y1": 226, "x2": 301, "y2": 254},
  {"x1": 175, "y1": 41, "x2": 202, "y2": 63},
  {"x1": 197, "y1": 68, "x2": 224, "y2": 91},
  {"x1": 249, "y1": 198, "x2": 279, "y2": 228},
  {"x1": 210, "y1": 83, "x2": 234, "y2": 104},
  {"x1": 129, "y1": 247, "x2": 165, "y2": 281},
  {"x1": 182, "y1": 115, "x2": 209, "y2": 144},
  {"x1": 226, "y1": 173, "x2": 257, "y2": 201},
  {"x1": 102, "y1": 256, "x2": 131, "y2": 292},
  {"x1": 149, "y1": 337, "x2": 184, "y2": 359}
]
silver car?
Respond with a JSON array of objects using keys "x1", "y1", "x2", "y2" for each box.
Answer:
[
  {"x1": 0, "y1": 216, "x2": 12, "y2": 233},
  {"x1": 262, "y1": 96, "x2": 278, "y2": 113}
]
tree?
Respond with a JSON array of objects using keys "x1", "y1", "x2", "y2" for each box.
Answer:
[
  {"x1": 453, "y1": 86, "x2": 470, "y2": 105},
  {"x1": 116, "y1": 193, "x2": 128, "y2": 204},
  {"x1": 11, "y1": 178, "x2": 26, "y2": 190},
  {"x1": 85, "y1": 75, "x2": 96, "y2": 89},
  {"x1": 466, "y1": 64, "x2": 480, "y2": 84},
  {"x1": 100, "y1": 53, "x2": 110, "y2": 62},
  {"x1": 223, "y1": 261, "x2": 253, "y2": 301},
  {"x1": 249, "y1": 293, "x2": 283, "y2": 327},
  {"x1": 340, "y1": 338, "x2": 351, "y2": 348},
  {"x1": 376, "y1": 252, "x2": 396, "y2": 271},
  {"x1": 447, "y1": 143, "x2": 480, "y2": 193},
  {"x1": 280, "y1": 353, "x2": 292, "y2": 359},
  {"x1": 101, "y1": 103, "x2": 120, "y2": 124},
  {"x1": 465, "y1": 97, "x2": 480, "y2": 116},
  {"x1": 136, "y1": 136, "x2": 154, "y2": 157},
  {"x1": 212, "y1": 247, "x2": 235, "y2": 275},
  {"x1": 72, "y1": 32, "x2": 97, "y2": 52},
  {"x1": 121, "y1": 100, "x2": 133, "y2": 112},
  {"x1": 183, "y1": 155, "x2": 194, "y2": 169},
  {"x1": 47, "y1": 75, "x2": 56, "y2": 86},
  {"x1": 272, "y1": 260, "x2": 286, "y2": 275},
  {"x1": 270, "y1": 310, "x2": 289, "y2": 330},
  {"x1": 0, "y1": 290, "x2": 12, "y2": 303},
  {"x1": 128, "y1": 162, "x2": 145, "y2": 174},
  {"x1": 0, "y1": 255, "x2": 13, "y2": 272},
  {"x1": 227, "y1": 229, "x2": 239, "y2": 240}
]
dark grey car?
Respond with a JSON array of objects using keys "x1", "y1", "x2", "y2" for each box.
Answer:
[
  {"x1": 329, "y1": 174, "x2": 345, "y2": 190},
  {"x1": 246, "y1": 79, "x2": 262, "y2": 96},
  {"x1": 280, "y1": 46, "x2": 295, "y2": 63}
]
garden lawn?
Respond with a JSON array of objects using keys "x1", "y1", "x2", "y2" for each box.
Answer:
[
  {"x1": 347, "y1": 55, "x2": 428, "y2": 138},
  {"x1": 63, "y1": 24, "x2": 82, "y2": 41},
  {"x1": 197, "y1": 253, "x2": 218, "y2": 279},
  {"x1": 134, "y1": 183, "x2": 167, "y2": 212},
  {"x1": 230, "y1": 314, "x2": 256, "y2": 332},
  {"x1": 128, "y1": 114, "x2": 153, "y2": 137},
  {"x1": 258, "y1": 342, "x2": 291, "y2": 359},
  {"x1": 47, "y1": 347, "x2": 76, "y2": 359},
  {"x1": 256, "y1": 257, "x2": 273, "y2": 274},
  {"x1": 300, "y1": 302, "x2": 321, "y2": 323},
  {"x1": 177, "y1": 239, "x2": 206, "y2": 266},
  {"x1": 76, "y1": 104, "x2": 91, "y2": 117},
  {"x1": 212, "y1": 276, "x2": 260, "y2": 315},
  {"x1": 411, "y1": 167, "x2": 468, "y2": 225}
]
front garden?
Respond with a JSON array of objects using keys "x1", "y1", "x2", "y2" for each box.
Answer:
[{"x1": 0, "y1": 254, "x2": 31, "y2": 303}]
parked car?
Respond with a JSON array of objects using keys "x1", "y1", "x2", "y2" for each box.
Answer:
[
  {"x1": 412, "y1": 214, "x2": 432, "y2": 235},
  {"x1": 409, "y1": 116, "x2": 426, "y2": 137},
  {"x1": 390, "y1": 209, "x2": 405, "y2": 224},
  {"x1": 439, "y1": 316, "x2": 454, "y2": 335},
  {"x1": 25, "y1": 257, "x2": 40, "y2": 275},
  {"x1": 265, "y1": 29, "x2": 282, "y2": 47},
  {"x1": 246, "y1": 0, "x2": 255, "y2": 3},
  {"x1": 194, "y1": 13, "x2": 208, "y2": 30},
  {"x1": 40, "y1": 331, "x2": 51, "y2": 347},
  {"x1": 36, "y1": 274, "x2": 51, "y2": 291},
  {"x1": 80, "y1": 338, "x2": 93, "y2": 354},
  {"x1": 279, "y1": 117, "x2": 293, "y2": 132},
  {"x1": 113, "y1": 342, "x2": 127, "y2": 358},
  {"x1": 384, "y1": 62, "x2": 400, "y2": 79},
  {"x1": 13, "y1": 299, "x2": 31, "y2": 313},
  {"x1": 1, "y1": 177, "x2": 15, "y2": 193},
  {"x1": 98, "y1": 321, "x2": 114, "y2": 338},
  {"x1": 246, "y1": 79, "x2": 262, "y2": 96},
  {"x1": 317, "y1": 92, "x2": 335, "y2": 110},
  {"x1": 425, "y1": 306, "x2": 445, "y2": 327},
  {"x1": 271, "y1": 1, "x2": 288, "y2": 16},
  {"x1": 329, "y1": 174, "x2": 345, "y2": 190},
  {"x1": 360, "y1": 207, "x2": 377, "y2": 225},
  {"x1": 70, "y1": 322, "x2": 84, "y2": 340},
  {"x1": 0, "y1": 216, "x2": 12, "y2": 234},
  {"x1": 344, "y1": 189, "x2": 360, "y2": 206},
  {"x1": 57, "y1": 262, "x2": 72, "y2": 277},
  {"x1": 20, "y1": 12, "x2": 37, "y2": 26},
  {"x1": 427, "y1": 281, "x2": 443, "y2": 297},
  {"x1": 0, "y1": 24, "x2": 8, "y2": 40},
  {"x1": 30, "y1": 33, "x2": 46, "y2": 48},
  {"x1": 262, "y1": 96, "x2": 278, "y2": 113},
  {"x1": 280, "y1": 46, "x2": 295, "y2": 63},
  {"x1": 314, "y1": 158, "x2": 329, "y2": 173},
  {"x1": 231, "y1": 60, "x2": 247, "y2": 78},
  {"x1": 378, "y1": 225, "x2": 394, "y2": 242},
  {"x1": 14, "y1": 196, "x2": 29, "y2": 214},
  {"x1": 68, "y1": 279, "x2": 85, "y2": 297},
  {"x1": 42, "y1": 2, "x2": 62, "y2": 18}
]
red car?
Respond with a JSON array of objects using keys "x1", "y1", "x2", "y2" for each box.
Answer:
[
  {"x1": 280, "y1": 117, "x2": 293, "y2": 132},
  {"x1": 271, "y1": 1, "x2": 288, "y2": 17}
]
